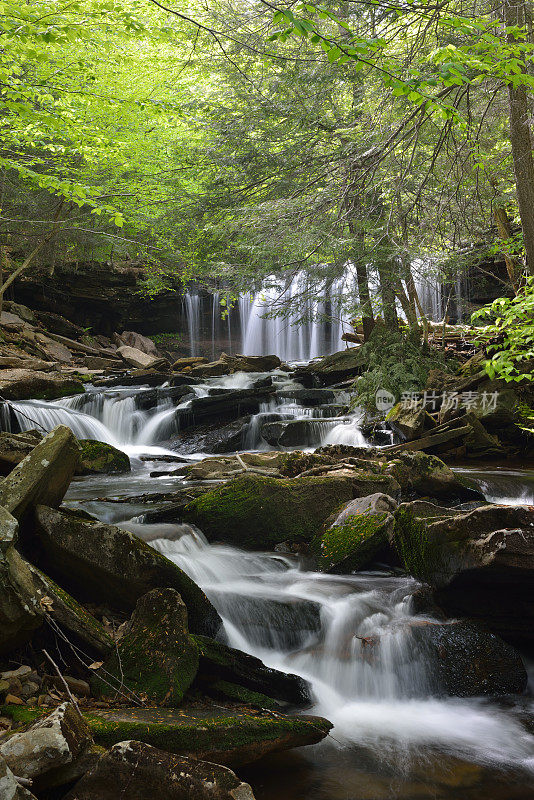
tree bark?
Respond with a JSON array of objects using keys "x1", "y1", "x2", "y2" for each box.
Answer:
[{"x1": 503, "y1": 0, "x2": 534, "y2": 276}]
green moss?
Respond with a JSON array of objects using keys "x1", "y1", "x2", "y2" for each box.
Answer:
[
  {"x1": 318, "y1": 512, "x2": 388, "y2": 572},
  {"x1": 184, "y1": 473, "x2": 353, "y2": 549},
  {"x1": 0, "y1": 705, "x2": 45, "y2": 725},
  {"x1": 32, "y1": 381, "x2": 84, "y2": 401},
  {"x1": 208, "y1": 680, "x2": 281, "y2": 710},
  {"x1": 78, "y1": 439, "x2": 130, "y2": 475},
  {"x1": 393, "y1": 506, "x2": 436, "y2": 580},
  {"x1": 278, "y1": 451, "x2": 336, "y2": 478},
  {"x1": 85, "y1": 707, "x2": 330, "y2": 755}
]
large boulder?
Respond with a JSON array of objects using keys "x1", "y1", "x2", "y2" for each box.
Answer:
[
  {"x1": 409, "y1": 620, "x2": 527, "y2": 697},
  {"x1": 78, "y1": 440, "x2": 130, "y2": 475},
  {"x1": 293, "y1": 348, "x2": 365, "y2": 385},
  {"x1": 394, "y1": 503, "x2": 534, "y2": 644},
  {"x1": 0, "y1": 369, "x2": 84, "y2": 400},
  {"x1": 0, "y1": 703, "x2": 92, "y2": 781},
  {"x1": 64, "y1": 741, "x2": 256, "y2": 800},
  {"x1": 92, "y1": 589, "x2": 199, "y2": 706},
  {"x1": 261, "y1": 419, "x2": 329, "y2": 448},
  {"x1": 84, "y1": 706, "x2": 332, "y2": 766},
  {"x1": 188, "y1": 353, "x2": 281, "y2": 378},
  {"x1": 0, "y1": 754, "x2": 38, "y2": 800},
  {"x1": 0, "y1": 507, "x2": 43, "y2": 654},
  {"x1": 385, "y1": 451, "x2": 482, "y2": 500},
  {"x1": 117, "y1": 331, "x2": 159, "y2": 356},
  {"x1": 184, "y1": 473, "x2": 354, "y2": 549},
  {"x1": 0, "y1": 426, "x2": 80, "y2": 521},
  {"x1": 32, "y1": 505, "x2": 221, "y2": 636},
  {"x1": 386, "y1": 403, "x2": 435, "y2": 441},
  {"x1": 192, "y1": 635, "x2": 311, "y2": 707},
  {"x1": 117, "y1": 346, "x2": 167, "y2": 370},
  {"x1": 317, "y1": 493, "x2": 397, "y2": 573}
]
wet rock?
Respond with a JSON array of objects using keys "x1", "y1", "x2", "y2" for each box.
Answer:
[
  {"x1": 192, "y1": 635, "x2": 311, "y2": 706},
  {"x1": 184, "y1": 386, "x2": 275, "y2": 427},
  {"x1": 84, "y1": 705, "x2": 331, "y2": 765},
  {"x1": 94, "y1": 369, "x2": 171, "y2": 387},
  {"x1": 117, "y1": 345, "x2": 167, "y2": 370},
  {"x1": 33, "y1": 505, "x2": 221, "y2": 636},
  {"x1": 0, "y1": 426, "x2": 80, "y2": 521},
  {"x1": 409, "y1": 620, "x2": 527, "y2": 696},
  {"x1": 92, "y1": 588, "x2": 199, "y2": 706},
  {"x1": 293, "y1": 348, "x2": 366, "y2": 385},
  {"x1": 318, "y1": 493, "x2": 397, "y2": 573},
  {"x1": 171, "y1": 356, "x2": 208, "y2": 370},
  {"x1": 394, "y1": 503, "x2": 534, "y2": 644},
  {"x1": 78, "y1": 440, "x2": 130, "y2": 475},
  {"x1": 0, "y1": 753, "x2": 38, "y2": 799},
  {"x1": 64, "y1": 740, "x2": 256, "y2": 800},
  {"x1": 274, "y1": 388, "x2": 336, "y2": 405},
  {"x1": 29, "y1": 564, "x2": 113, "y2": 656},
  {"x1": 168, "y1": 416, "x2": 253, "y2": 455},
  {"x1": 386, "y1": 403, "x2": 435, "y2": 441},
  {"x1": 0, "y1": 507, "x2": 43, "y2": 653},
  {"x1": 134, "y1": 385, "x2": 194, "y2": 411},
  {"x1": 0, "y1": 702, "x2": 92, "y2": 781},
  {"x1": 184, "y1": 473, "x2": 354, "y2": 549},
  {"x1": 261, "y1": 419, "x2": 331, "y2": 448},
  {"x1": 188, "y1": 353, "x2": 281, "y2": 378},
  {"x1": 385, "y1": 451, "x2": 482, "y2": 500},
  {"x1": 0, "y1": 369, "x2": 84, "y2": 401}
]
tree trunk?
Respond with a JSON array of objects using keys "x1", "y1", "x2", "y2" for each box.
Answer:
[
  {"x1": 493, "y1": 205, "x2": 522, "y2": 291},
  {"x1": 377, "y1": 261, "x2": 398, "y2": 329},
  {"x1": 354, "y1": 259, "x2": 375, "y2": 340},
  {"x1": 503, "y1": 0, "x2": 534, "y2": 276}
]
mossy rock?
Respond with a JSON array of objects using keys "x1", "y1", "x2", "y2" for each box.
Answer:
[
  {"x1": 318, "y1": 511, "x2": 390, "y2": 573},
  {"x1": 92, "y1": 588, "x2": 198, "y2": 706},
  {"x1": 392, "y1": 505, "x2": 436, "y2": 581},
  {"x1": 77, "y1": 440, "x2": 130, "y2": 475},
  {"x1": 83, "y1": 706, "x2": 332, "y2": 766},
  {"x1": 184, "y1": 473, "x2": 353, "y2": 549},
  {"x1": 278, "y1": 451, "x2": 338, "y2": 478}
]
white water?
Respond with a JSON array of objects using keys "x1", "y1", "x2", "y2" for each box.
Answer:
[{"x1": 136, "y1": 525, "x2": 534, "y2": 773}]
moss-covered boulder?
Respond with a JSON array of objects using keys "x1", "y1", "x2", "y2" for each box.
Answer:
[
  {"x1": 32, "y1": 505, "x2": 221, "y2": 636},
  {"x1": 184, "y1": 473, "x2": 353, "y2": 548},
  {"x1": 64, "y1": 741, "x2": 256, "y2": 800},
  {"x1": 0, "y1": 426, "x2": 80, "y2": 522},
  {"x1": 317, "y1": 493, "x2": 397, "y2": 573},
  {"x1": 77, "y1": 440, "x2": 130, "y2": 475},
  {"x1": 386, "y1": 403, "x2": 435, "y2": 441},
  {"x1": 385, "y1": 451, "x2": 482, "y2": 500},
  {"x1": 92, "y1": 588, "x2": 198, "y2": 706},
  {"x1": 29, "y1": 564, "x2": 113, "y2": 657},
  {"x1": 83, "y1": 706, "x2": 332, "y2": 766},
  {"x1": 0, "y1": 507, "x2": 43, "y2": 654},
  {"x1": 192, "y1": 634, "x2": 310, "y2": 707},
  {"x1": 393, "y1": 502, "x2": 534, "y2": 645},
  {"x1": 0, "y1": 431, "x2": 42, "y2": 476}
]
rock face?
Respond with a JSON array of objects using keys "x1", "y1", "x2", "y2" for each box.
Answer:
[
  {"x1": 318, "y1": 493, "x2": 397, "y2": 573},
  {"x1": 261, "y1": 419, "x2": 329, "y2": 447},
  {"x1": 410, "y1": 620, "x2": 527, "y2": 697},
  {"x1": 387, "y1": 403, "x2": 435, "y2": 441},
  {"x1": 77, "y1": 440, "x2": 131, "y2": 475},
  {"x1": 0, "y1": 754, "x2": 38, "y2": 800},
  {"x1": 0, "y1": 703, "x2": 92, "y2": 781},
  {"x1": 0, "y1": 426, "x2": 80, "y2": 521},
  {"x1": 394, "y1": 503, "x2": 534, "y2": 644},
  {"x1": 93, "y1": 589, "x2": 199, "y2": 706},
  {"x1": 65, "y1": 741, "x2": 256, "y2": 800},
  {"x1": 117, "y1": 330, "x2": 159, "y2": 356},
  {"x1": 0, "y1": 369, "x2": 84, "y2": 400},
  {"x1": 32, "y1": 505, "x2": 221, "y2": 636},
  {"x1": 0, "y1": 507, "x2": 43, "y2": 654},
  {"x1": 192, "y1": 635, "x2": 311, "y2": 707},
  {"x1": 184, "y1": 473, "x2": 354, "y2": 549},
  {"x1": 85, "y1": 706, "x2": 332, "y2": 766}
]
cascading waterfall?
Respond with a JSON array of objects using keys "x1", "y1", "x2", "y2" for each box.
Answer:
[{"x1": 132, "y1": 524, "x2": 534, "y2": 773}]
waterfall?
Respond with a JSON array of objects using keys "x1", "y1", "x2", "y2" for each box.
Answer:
[
  {"x1": 133, "y1": 524, "x2": 534, "y2": 772},
  {"x1": 185, "y1": 293, "x2": 202, "y2": 357}
]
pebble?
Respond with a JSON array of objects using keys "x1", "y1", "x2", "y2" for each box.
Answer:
[{"x1": 4, "y1": 694, "x2": 24, "y2": 705}]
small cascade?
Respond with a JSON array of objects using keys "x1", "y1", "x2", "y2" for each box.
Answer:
[
  {"x1": 184, "y1": 293, "x2": 202, "y2": 357},
  {"x1": 135, "y1": 523, "x2": 534, "y2": 772},
  {"x1": 1, "y1": 399, "x2": 121, "y2": 446},
  {"x1": 321, "y1": 413, "x2": 368, "y2": 447}
]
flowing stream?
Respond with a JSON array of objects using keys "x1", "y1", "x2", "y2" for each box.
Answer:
[{"x1": 3, "y1": 371, "x2": 534, "y2": 798}]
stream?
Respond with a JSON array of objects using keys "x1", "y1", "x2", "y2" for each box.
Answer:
[{"x1": 4, "y1": 371, "x2": 534, "y2": 799}]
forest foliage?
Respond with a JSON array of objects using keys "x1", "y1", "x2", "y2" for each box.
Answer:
[{"x1": 1, "y1": 0, "x2": 534, "y2": 361}]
